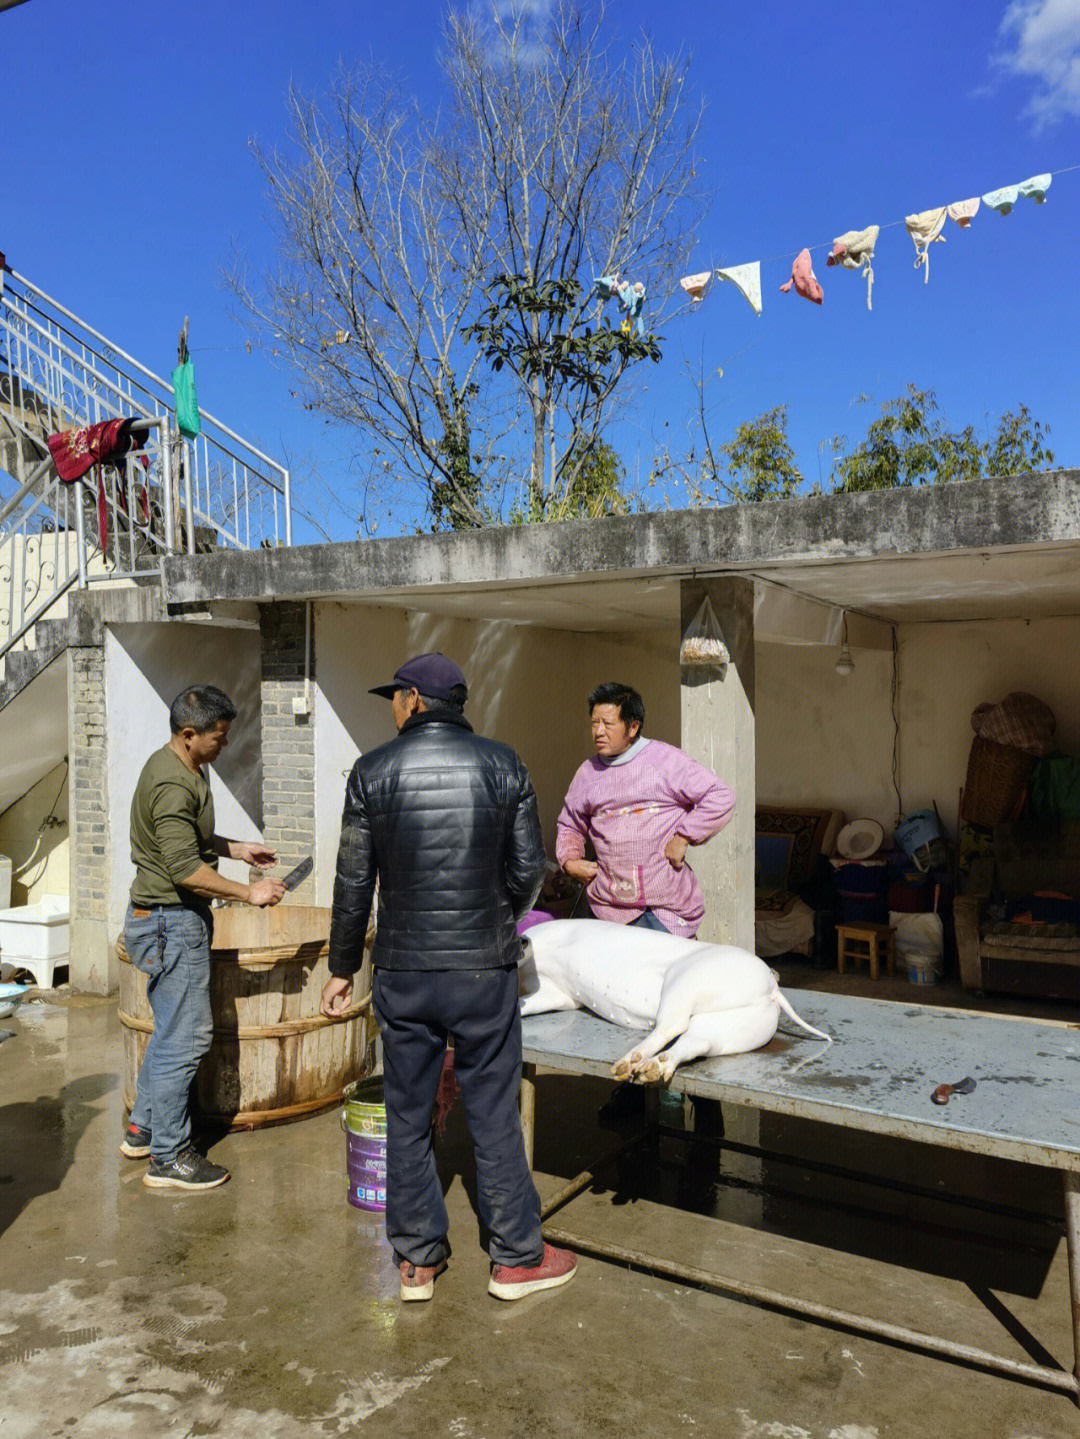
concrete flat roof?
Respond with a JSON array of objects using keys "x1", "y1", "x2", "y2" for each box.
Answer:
[{"x1": 160, "y1": 470, "x2": 1080, "y2": 631}]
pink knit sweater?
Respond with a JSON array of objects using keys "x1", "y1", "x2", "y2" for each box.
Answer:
[{"x1": 555, "y1": 740, "x2": 735, "y2": 937}]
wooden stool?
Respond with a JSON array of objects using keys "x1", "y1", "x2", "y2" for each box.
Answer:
[{"x1": 836, "y1": 922, "x2": 896, "y2": 980}]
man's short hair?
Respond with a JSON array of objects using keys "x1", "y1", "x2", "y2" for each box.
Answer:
[
  {"x1": 587, "y1": 682, "x2": 645, "y2": 732},
  {"x1": 169, "y1": 685, "x2": 238, "y2": 735},
  {"x1": 401, "y1": 685, "x2": 468, "y2": 717}
]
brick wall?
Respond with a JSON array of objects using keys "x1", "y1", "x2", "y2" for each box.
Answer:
[{"x1": 258, "y1": 602, "x2": 316, "y2": 904}]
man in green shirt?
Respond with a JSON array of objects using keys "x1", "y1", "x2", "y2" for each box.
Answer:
[{"x1": 123, "y1": 684, "x2": 285, "y2": 1190}]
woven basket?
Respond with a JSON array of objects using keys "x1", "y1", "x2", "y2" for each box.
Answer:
[{"x1": 961, "y1": 737, "x2": 1035, "y2": 826}]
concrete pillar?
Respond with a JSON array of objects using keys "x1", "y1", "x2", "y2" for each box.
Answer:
[
  {"x1": 68, "y1": 641, "x2": 115, "y2": 992},
  {"x1": 679, "y1": 578, "x2": 755, "y2": 949},
  {"x1": 258, "y1": 601, "x2": 316, "y2": 904}
]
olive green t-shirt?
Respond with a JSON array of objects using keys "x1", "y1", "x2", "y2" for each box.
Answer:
[{"x1": 129, "y1": 745, "x2": 218, "y2": 907}]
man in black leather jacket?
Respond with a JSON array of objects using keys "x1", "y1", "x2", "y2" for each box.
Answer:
[{"x1": 320, "y1": 653, "x2": 577, "y2": 1303}]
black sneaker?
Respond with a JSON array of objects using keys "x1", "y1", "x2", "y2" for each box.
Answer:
[
  {"x1": 120, "y1": 1121, "x2": 152, "y2": 1159},
  {"x1": 143, "y1": 1148, "x2": 230, "y2": 1191}
]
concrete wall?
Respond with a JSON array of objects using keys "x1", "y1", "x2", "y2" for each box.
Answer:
[
  {"x1": 755, "y1": 640, "x2": 898, "y2": 830},
  {"x1": 898, "y1": 616, "x2": 1080, "y2": 835},
  {"x1": 313, "y1": 603, "x2": 680, "y2": 903},
  {"x1": 754, "y1": 615, "x2": 1080, "y2": 837},
  {"x1": 0, "y1": 761, "x2": 69, "y2": 907},
  {"x1": 103, "y1": 623, "x2": 263, "y2": 944}
]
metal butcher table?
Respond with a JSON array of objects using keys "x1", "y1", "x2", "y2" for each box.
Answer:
[{"x1": 519, "y1": 991, "x2": 1080, "y2": 1400}]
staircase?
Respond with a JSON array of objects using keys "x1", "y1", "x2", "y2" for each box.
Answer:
[{"x1": 0, "y1": 263, "x2": 293, "y2": 673}]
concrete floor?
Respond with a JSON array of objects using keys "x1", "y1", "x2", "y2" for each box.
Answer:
[{"x1": 2, "y1": 986, "x2": 1080, "y2": 1439}]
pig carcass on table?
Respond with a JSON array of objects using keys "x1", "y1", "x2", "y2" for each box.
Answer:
[{"x1": 519, "y1": 918, "x2": 830, "y2": 1083}]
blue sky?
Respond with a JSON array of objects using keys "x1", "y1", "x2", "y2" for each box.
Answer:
[{"x1": 2, "y1": 0, "x2": 1078, "y2": 538}]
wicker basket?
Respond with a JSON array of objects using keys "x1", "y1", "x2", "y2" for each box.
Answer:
[{"x1": 961, "y1": 737, "x2": 1035, "y2": 826}]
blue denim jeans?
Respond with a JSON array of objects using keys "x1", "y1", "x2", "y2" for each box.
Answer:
[
  {"x1": 124, "y1": 903, "x2": 214, "y2": 1163},
  {"x1": 372, "y1": 965, "x2": 543, "y2": 1270},
  {"x1": 629, "y1": 908, "x2": 673, "y2": 934}
]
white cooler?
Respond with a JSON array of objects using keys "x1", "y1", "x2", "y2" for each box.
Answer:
[{"x1": 0, "y1": 896, "x2": 70, "y2": 987}]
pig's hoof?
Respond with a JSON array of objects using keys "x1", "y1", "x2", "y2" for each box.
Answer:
[
  {"x1": 641, "y1": 1059, "x2": 664, "y2": 1083},
  {"x1": 611, "y1": 1055, "x2": 636, "y2": 1080}
]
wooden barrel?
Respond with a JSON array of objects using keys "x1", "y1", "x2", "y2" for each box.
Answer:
[{"x1": 117, "y1": 904, "x2": 375, "y2": 1131}]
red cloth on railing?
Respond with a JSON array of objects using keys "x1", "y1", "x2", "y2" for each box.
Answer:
[
  {"x1": 46, "y1": 419, "x2": 148, "y2": 552},
  {"x1": 46, "y1": 418, "x2": 134, "y2": 481}
]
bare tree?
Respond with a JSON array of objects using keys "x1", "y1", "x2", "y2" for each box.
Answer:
[{"x1": 230, "y1": 4, "x2": 706, "y2": 528}]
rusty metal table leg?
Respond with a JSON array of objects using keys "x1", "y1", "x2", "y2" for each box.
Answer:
[
  {"x1": 520, "y1": 1061, "x2": 536, "y2": 1171},
  {"x1": 1064, "y1": 1170, "x2": 1080, "y2": 1405}
]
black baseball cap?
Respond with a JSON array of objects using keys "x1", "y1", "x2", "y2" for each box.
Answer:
[{"x1": 369, "y1": 652, "x2": 468, "y2": 701}]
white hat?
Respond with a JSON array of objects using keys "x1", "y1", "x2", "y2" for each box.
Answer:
[{"x1": 836, "y1": 818, "x2": 884, "y2": 861}]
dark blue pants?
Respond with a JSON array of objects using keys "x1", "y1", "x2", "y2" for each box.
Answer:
[{"x1": 372, "y1": 965, "x2": 543, "y2": 1270}]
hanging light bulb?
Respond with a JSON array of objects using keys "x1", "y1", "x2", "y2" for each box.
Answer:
[{"x1": 835, "y1": 611, "x2": 854, "y2": 676}]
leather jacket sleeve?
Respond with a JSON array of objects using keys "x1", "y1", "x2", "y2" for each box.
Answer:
[
  {"x1": 327, "y1": 763, "x2": 377, "y2": 978},
  {"x1": 505, "y1": 763, "x2": 547, "y2": 922}
]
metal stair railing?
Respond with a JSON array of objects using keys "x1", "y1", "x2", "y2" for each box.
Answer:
[{"x1": 0, "y1": 266, "x2": 294, "y2": 665}]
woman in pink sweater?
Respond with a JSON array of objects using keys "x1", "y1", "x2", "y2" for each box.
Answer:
[{"x1": 555, "y1": 682, "x2": 735, "y2": 938}]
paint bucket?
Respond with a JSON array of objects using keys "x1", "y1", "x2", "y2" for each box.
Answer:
[
  {"x1": 342, "y1": 1076, "x2": 387, "y2": 1211},
  {"x1": 907, "y1": 953, "x2": 941, "y2": 986}
]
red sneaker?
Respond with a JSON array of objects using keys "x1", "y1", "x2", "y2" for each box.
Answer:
[
  {"x1": 488, "y1": 1243, "x2": 577, "y2": 1301},
  {"x1": 399, "y1": 1257, "x2": 448, "y2": 1302}
]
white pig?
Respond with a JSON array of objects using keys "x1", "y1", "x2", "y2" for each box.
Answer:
[{"x1": 519, "y1": 918, "x2": 830, "y2": 1083}]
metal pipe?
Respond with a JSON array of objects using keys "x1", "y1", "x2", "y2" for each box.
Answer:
[
  {"x1": 160, "y1": 420, "x2": 175, "y2": 553},
  {"x1": 539, "y1": 1136, "x2": 651, "y2": 1223},
  {"x1": 539, "y1": 1224, "x2": 1079, "y2": 1397},
  {"x1": 283, "y1": 468, "x2": 293, "y2": 546},
  {"x1": 73, "y1": 482, "x2": 87, "y2": 588},
  {"x1": 0, "y1": 455, "x2": 53, "y2": 529},
  {"x1": 1065, "y1": 1171, "x2": 1080, "y2": 1400},
  {"x1": 183, "y1": 443, "x2": 195, "y2": 554},
  {"x1": 519, "y1": 1063, "x2": 536, "y2": 1170}
]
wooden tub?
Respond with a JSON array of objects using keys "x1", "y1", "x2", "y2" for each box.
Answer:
[{"x1": 118, "y1": 904, "x2": 374, "y2": 1130}]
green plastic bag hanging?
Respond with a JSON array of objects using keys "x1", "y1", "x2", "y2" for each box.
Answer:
[{"x1": 171, "y1": 358, "x2": 201, "y2": 438}]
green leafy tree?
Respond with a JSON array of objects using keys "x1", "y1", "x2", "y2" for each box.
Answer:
[
  {"x1": 510, "y1": 439, "x2": 630, "y2": 523},
  {"x1": 715, "y1": 405, "x2": 803, "y2": 502},
  {"x1": 463, "y1": 274, "x2": 660, "y2": 515},
  {"x1": 232, "y1": 4, "x2": 705, "y2": 530},
  {"x1": 830, "y1": 387, "x2": 1054, "y2": 493},
  {"x1": 984, "y1": 405, "x2": 1054, "y2": 476}
]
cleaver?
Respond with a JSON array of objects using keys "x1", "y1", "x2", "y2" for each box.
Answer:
[{"x1": 281, "y1": 855, "x2": 313, "y2": 891}]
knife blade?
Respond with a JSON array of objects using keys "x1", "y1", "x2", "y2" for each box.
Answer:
[{"x1": 281, "y1": 855, "x2": 313, "y2": 891}]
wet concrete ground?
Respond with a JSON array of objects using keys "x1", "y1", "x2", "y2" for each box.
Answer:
[{"x1": 2, "y1": 989, "x2": 1080, "y2": 1439}]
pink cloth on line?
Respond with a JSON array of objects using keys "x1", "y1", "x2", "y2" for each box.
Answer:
[
  {"x1": 555, "y1": 740, "x2": 736, "y2": 937},
  {"x1": 779, "y1": 249, "x2": 823, "y2": 305}
]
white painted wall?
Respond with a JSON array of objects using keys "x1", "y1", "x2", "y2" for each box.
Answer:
[
  {"x1": 898, "y1": 616, "x2": 1080, "y2": 836},
  {"x1": 0, "y1": 761, "x2": 69, "y2": 906},
  {"x1": 104, "y1": 624, "x2": 263, "y2": 938},
  {"x1": 313, "y1": 603, "x2": 680, "y2": 903},
  {"x1": 754, "y1": 614, "x2": 1080, "y2": 837}
]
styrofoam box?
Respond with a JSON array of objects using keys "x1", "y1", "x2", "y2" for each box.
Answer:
[{"x1": 0, "y1": 897, "x2": 70, "y2": 961}]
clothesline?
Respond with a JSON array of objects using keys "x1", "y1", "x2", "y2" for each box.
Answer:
[
  {"x1": 750, "y1": 159, "x2": 1080, "y2": 267},
  {"x1": 669, "y1": 159, "x2": 1080, "y2": 317}
]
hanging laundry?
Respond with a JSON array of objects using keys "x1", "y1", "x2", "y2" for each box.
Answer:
[
  {"x1": 591, "y1": 273, "x2": 621, "y2": 302},
  {"x1": 616, "y1": 279, "x2": 647, "y2": 337},
  {"x1": 679, "y1": 272, "x2": 713, "y2": 303},
  {"x1": 779, "y1": 250, "x2": 823, "y2": 305},
  {"x1": 171, "y1": 358, "x2": 201, "y2": 438},
  {"x1": 947, "y1": 197, "x2": 980, "y2": 227},
  {"x1": 826, "y1": 226, "x2": 880, "y2": 310},
  {"x1": 47, "y1": 417, "x2": 138, "y2": 482},
  {"x1": 1019, "y1": 173, "x2": 1052, "y2": 203},
  {"x1": 904, "y1": 208, "x2": 947, "y2": 283},
  {"x1": 47, "y1": 418, "x2": 147, "y2": 554},
  {"x1": 716, "y1": 262, "x2": 762, "y2": 316},
  {"x1": 982, "y1": 185, "x2": 1019, "y2": 215}
]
